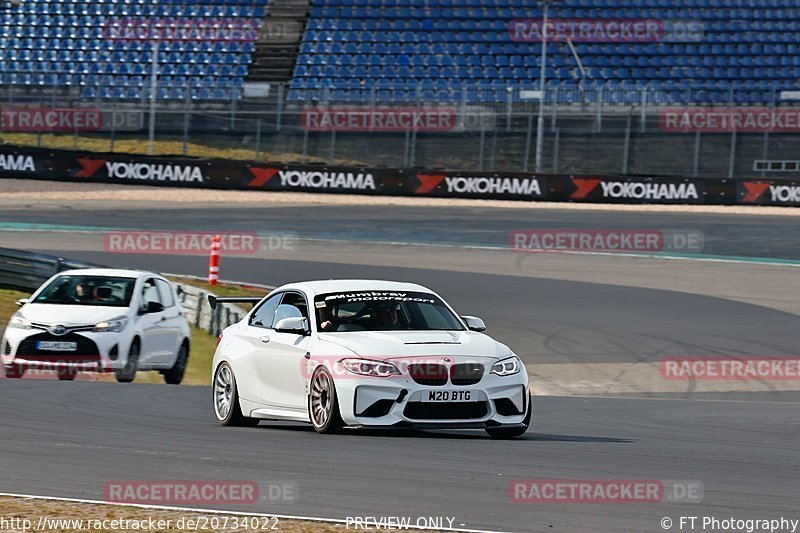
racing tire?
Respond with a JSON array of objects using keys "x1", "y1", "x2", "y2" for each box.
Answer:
[
  {"x1": 3, "y1": 364, "x2": 24, "y2": 379},
  {"x1": 309, "y1": 366, "x2": 344, "y2": 434},
  {"x1": 213, "y1": 362, "x2": 259, "y2": 427},
  {"x1": 485, "y1": 393, "x2": 532, "y2": 439},
  {"x1": 163, "y1": 342, "x2": 189, "y2": 385},
  {"x1": 57, "y1": 370, "x2": 77, "y2": 381},
  {"x1": 115, "y1": 341, "x2": 139, "y2": 383}
]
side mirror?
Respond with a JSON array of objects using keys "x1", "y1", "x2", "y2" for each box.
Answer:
[
  {"x1": 141, "y1": 301, "x2": 165, "y2": 314},
  {"x1": 274, "y1": 317, "x2": 309, "y2": 335},
  {"x1": 462, "y1": 315, "x2": 486, "y2": 332},
  {"x1": 15, "y1": 298, "x2": 28, "y2": 307}
]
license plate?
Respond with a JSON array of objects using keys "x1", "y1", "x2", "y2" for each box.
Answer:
[
  {"x1": 423, "y1": 390, "x2": 473, "y2": 402},
  {"x1": 36, "y1": 341, "x2": 78, "y2": 352}
]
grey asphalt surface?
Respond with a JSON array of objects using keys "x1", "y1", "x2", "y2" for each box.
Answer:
[
  {"x1": 1, "y1": 203, "x2": 800, "y2": 259},
  {"x1": 1, "y1": 196, "x2": 799, "y2": 531},
  {"x1": 1, "y1": 380, "x2": 798, "y2": 533}
]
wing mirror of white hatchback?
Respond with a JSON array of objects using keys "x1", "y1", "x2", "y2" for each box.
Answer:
[
  {"x1": 15, "y1": 298, "x2": 28, "y2": 307},
  {"x1": 274, "y1": 317, "x2": 310, "y2": 335},
  {"x1": 462, "y1": 316, "x2": 486, "y2": 332}
]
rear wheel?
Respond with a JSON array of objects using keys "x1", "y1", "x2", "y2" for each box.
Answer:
[
  {"x1": 485, "y1": 393, "x2": 532, "y2": 439},
  {"x1": 115, "y1": 341, "x2": 139, "y2": 383},
  {"x1": 163, "y1": 342, "x2": 189, "y2": 385},
  {"x1": 309, "y1": 366, "x2": 344, "y2": 434},
  {"x1": 213, "y1": 362, "x2": 259, "y2": 427},
  {"x1": 3, "y1": 364, "x2": 24, "y2": 379}
]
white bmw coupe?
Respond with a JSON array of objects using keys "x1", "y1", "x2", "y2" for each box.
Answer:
[{"x1": 211, "y1": 280, "x2": 531, "y2": 438}]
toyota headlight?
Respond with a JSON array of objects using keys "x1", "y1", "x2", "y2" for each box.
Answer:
[
  {"x1": 340, "y1": 358, "x2": 401, "y2": 377},
  {"x1": 8, "y1": 313, "x2": 31, "y2": 329},
  {"x1": 491, "y1": 356, "x2": 521, "y2": 376},
  {"x1": 93, "y1": 316, "x2": 129, "y2": 333}
]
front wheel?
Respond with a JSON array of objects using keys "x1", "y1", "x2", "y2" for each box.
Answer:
[
  {"x1": 213, "y1": 362, "x2": 259, "y2": 427},
  {"x1": 57, "y1": 369, "x2": 77, "y2": 381},
  {"x1": 309, "y1": 366, "x2": 344, "y2": 434},
  {"x1": 485, "y1": 393, "x2": 532, "y2": 439},
  {"x1": 163, "y1": 342, "x2": 189, "y2": 385},
  {"x1": 3, "y1": 364, "x2": 24, "y2": 379},
  {"x1": 115, "y1": 341, "x2": 139, "y2": 383}
]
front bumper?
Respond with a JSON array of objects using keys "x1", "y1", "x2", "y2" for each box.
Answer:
[
  {"x1": 1, "y1": 327, "x2": 128, "y2": 373},
  {"x1": 335, "y1": 372, "x2": 530, "y2": 428}
]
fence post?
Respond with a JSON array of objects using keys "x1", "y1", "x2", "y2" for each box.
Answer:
[
  {"x1": 489, "y1": 126, "x2": 498, "y2": 170},
  {"x1": 552, "y1": 127, "x2": 560, "y2": 173},
  {"x1": 182, "y1": 88, "x2": 191, "y2": 156},
  {"x1": 728, "y1": 130, "x2": 737, "y2": 179},
  {"x1": 255, "y1": 117, "x2": 262, "y2": 160},
  {"x1": 693, "y1": 131, "x2": 701, "y2": 177},
  {"x1": 478, "y1": 123, "x2": 486, "y2": 171},
  {"x1": 523, "y1": 105, "x2": 534, "y2": 172},
  {"x1": 761, "y1": 132, "x2": 769, "y2": 178},
  {"x1": 301, "y1": 129, "x2": 309, "y2": 163},
  {"x1": 594, "y1": 86, "x2": 604, "y2": 133},
  {"x1": 276, "y1": 84, "x2": 284, "y2": 132},
  {"x1": 110, "y1": 96, "x2": 117, "y2": 153},
  {"x1": 622, "y1": 112, "x2": 632, "y2": 175},
  {"x1": 329, "y1": 129, "x2": 336, "y2": 161},
  {"x1": 640, "y1": 87, "x2": 647, "y2": 133},
  {"x1": 195, "y1": 293, "x2": 204, "y2": 328}
]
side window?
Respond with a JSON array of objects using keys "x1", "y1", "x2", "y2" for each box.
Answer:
[
  {"x1": 142, "y1": 279, "x2": 163, "y2": 307},
  {"x1": 278, "y1": 292, "x2": 309, "y2": 321},
  {"x1": 249, "y1": 293, "x2": 282, "y2": 329},
  {"x1": 155, "y1": 279, "x2": 175, "y2": 308}
]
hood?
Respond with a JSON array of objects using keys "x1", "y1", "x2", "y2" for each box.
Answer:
[
  {"x1": 19, "y1": 303, "x2": 129, "y2": 327},
  {"x1": 318, "y1": 330, "x2": 512, "y2": 361}
]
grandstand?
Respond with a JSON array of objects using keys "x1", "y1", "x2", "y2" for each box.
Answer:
[{"x1": 1, "y1": 0, "x2": 798, "y2": 104}]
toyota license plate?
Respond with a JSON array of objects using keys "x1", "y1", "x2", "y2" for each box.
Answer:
[
  {"x1": 36, "y1": 341, "x2": 78, "y2": 352},
  {"x1": 423, "y1": 390, "x2": 473, "y2": 402}
]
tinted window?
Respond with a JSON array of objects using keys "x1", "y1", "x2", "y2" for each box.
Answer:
[
  {"x1": 314, "y1": 290, "x2": 464, "y2": 332},
  {"x1": 249, "y1": 293, "x2": 282, "y2": 329}
]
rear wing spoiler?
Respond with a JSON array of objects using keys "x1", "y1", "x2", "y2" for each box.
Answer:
[{"x1": 208, "y1": 295, "x2": 263, "y2": 310}]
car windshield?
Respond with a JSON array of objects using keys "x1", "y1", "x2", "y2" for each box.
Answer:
[
  {"x1": 32, "y1": 275, "x2": 136, "y2": 307},
  {"x1": 315, "y1": 290, "x2": 465, "y2": 332}
]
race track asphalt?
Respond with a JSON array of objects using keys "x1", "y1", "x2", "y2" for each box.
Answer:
[
  {"x1": 1, "y1": 380, "x2": 798, "y2": 532},
  {"x1": 0, "y1": 193, "x2": 799, "y2": 531}
]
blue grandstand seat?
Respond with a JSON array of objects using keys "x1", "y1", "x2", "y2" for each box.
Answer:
[
  {"x1": 285, "y1": 0, "x2": 796, "y2": 104},
  {"x1": 0, "y1": 0, "x2": 266, "y2": 101}
]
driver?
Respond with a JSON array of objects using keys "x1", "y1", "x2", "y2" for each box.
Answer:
[
  {"x1": 373, "y1": 301, "x2": 403, "y2": 330},
  {"x1": 74, "y1": 282, "x2": 92, "y2": 300}
]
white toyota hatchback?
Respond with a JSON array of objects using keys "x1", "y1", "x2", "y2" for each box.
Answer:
[
  {"x1": 2, "y1": 268, "x2": 191, "y2": 383},
  {"x1": 211, "y1": 280, "x2": 531, "y2": 438}
]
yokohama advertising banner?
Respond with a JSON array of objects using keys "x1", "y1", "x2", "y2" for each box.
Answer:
[{"x1": 0, "y1": 145, "x2": 795, "y2": 206}]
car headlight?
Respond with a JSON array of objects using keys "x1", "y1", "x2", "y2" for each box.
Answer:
[
  {"x1": 93, "y1": 316, "x2": 129, "y2": 333},
  {"x1": 491, "y1": 356, "x2": 522, "y2": 376},
  {"x1": 8, "y1": 313, "x2": 31, "y2": 329},
  {"x1": 340, "y1": 358, "x2": 401, "y2": 377}
]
